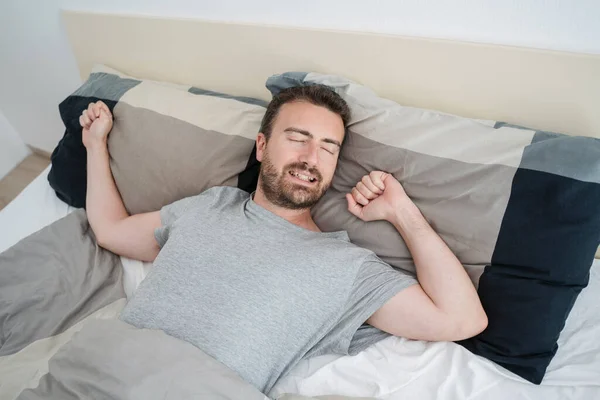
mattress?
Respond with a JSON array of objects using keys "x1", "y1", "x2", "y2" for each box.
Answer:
[{"x1": 1, "y1": 167, "x2": 599, "y2": 400}]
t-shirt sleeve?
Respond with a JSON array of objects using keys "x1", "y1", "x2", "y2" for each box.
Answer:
[
  {"x1": 335, "y1": 255, "x2": 418, "y2": 356},
  {"x1": 153, "y1": 191, "x2": 215, "y2": 248}
]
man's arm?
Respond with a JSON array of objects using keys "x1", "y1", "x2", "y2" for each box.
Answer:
[
  {"x1": 82, "y1": 101, "x2": 161, "y2": 262},
  {"x1": 346, "y1": 171, "x2": 487, "y2": 342}
]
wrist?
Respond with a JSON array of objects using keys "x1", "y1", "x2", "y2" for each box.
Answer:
[
  {"x1": 389, "y1": 199, "x2": 426, "y2": 234},
  {"x1": 85, "y1": 138, "x2": 108, "y2": 153}
]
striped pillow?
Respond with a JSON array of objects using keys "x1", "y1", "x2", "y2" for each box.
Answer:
[
  {"x1": 266, "y1": 72, "x2": 600, "y2": 384},
  {"x1": 50, "y1": 64, "x2": 264, "y2": 214}
]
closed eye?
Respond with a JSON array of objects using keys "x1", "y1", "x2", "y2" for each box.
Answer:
[{"x1": 288, "y1": 135, "x2": 337, "y2": 155}]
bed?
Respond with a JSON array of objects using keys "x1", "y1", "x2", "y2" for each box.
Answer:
[
  {"x1": 1, "y1": 166, "x2": 599, "y2": 399},
  {"x1": 1, "y1": 9, "x2": 599, "y2": 400}
]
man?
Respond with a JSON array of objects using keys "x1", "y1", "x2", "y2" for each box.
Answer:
[{"x1": 80, "y1": 85, "x2": 487, "y2": 395}]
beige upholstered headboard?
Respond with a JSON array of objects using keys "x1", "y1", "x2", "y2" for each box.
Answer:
[{"x1": 62, "y1": 10, "x2": 600, "y2": 139}]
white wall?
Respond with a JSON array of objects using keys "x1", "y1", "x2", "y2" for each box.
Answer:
[
  {"x1": 1, "y1": 0, "x2": 599, "y2": 153},
  {"x1": 0, "y1": 1, "x2": 81, "y2": 153},
  {"x1": 0, "y1": 110, "x2": 30, "y2": 180}
]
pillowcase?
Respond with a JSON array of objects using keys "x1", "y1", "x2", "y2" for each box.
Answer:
[
  {"x1": 266, "y1": 72, "x2": 600, "y2": 384},
  {"x1": 49, "y1": 65, "x2": 264, "y2": 213}
]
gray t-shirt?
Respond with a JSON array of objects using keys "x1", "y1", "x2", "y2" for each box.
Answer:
[{"x1": 120, "y1": 187, "x2": 417, "y2": 395}]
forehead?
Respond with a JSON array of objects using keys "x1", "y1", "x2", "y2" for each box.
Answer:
[{"x1": 273, "y1": 101, "x2": 345, "y2": 142}]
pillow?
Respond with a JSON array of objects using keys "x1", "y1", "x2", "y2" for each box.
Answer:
[
  {"x1": 49, "y1": 65, "x2": 264, "y2": 213},
  {"x1": 266, "y1": 72, "x2": 600, "y2": 384}
]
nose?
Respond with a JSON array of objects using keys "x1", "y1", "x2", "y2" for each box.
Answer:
[{"x1": 298, "y1": 141, "x2": 319, "y2": 167}]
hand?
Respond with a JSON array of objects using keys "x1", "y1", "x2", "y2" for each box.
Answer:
[
  {"x1": 346, "y1": 171, "x2": 413, "y2": 222},
  {"x1": 80, "y1": 101, "x2": 113, "y2": 149}
]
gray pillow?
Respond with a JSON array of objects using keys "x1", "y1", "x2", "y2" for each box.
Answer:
[{"x1": 65, "y1": 64, "x2": 267, "y2": 215}]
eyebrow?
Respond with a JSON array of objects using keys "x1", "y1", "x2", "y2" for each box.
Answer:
[{"x1": 284, "y1": 127, "x2": 342, "y2": 148}]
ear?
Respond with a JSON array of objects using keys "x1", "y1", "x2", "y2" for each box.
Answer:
[{"x1": 256, "y1": 132, "x2": 267, "y2": 162}]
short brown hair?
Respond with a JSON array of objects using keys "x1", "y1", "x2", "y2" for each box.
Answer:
[{"x1": 259, "y1": 85, "x2": 351, "y2": 140}]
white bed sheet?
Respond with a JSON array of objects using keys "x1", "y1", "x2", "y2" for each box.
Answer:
[
  {"x1": 2, "y1": 168, "x2": 599, "y2": 400},
  {"x1": 0, "y1": 166, "x2": 73, "y2": 252}
]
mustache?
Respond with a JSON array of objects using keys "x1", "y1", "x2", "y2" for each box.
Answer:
[{"x1": 285, "y1": 162, "x2": 323, "y2": 182}]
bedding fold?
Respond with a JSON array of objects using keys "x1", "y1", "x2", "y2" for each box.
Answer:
[{"x1": 0, "y1": 209, "x2": 125, "y2": 356}]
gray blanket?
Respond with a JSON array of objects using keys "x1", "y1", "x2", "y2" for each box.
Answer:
[
  {"x1": 0, "y1": 210, "x2": 125, "y2": 356},
  {"x1": 0, "y1": 211, "x2": 375, "y2": 400},
  {"x1": 17, "y1": 319, "x2": 269, "y2": 400}
]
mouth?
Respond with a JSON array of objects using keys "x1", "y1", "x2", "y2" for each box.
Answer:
[{"x1": 288, "y1": 170, "x2": 318, "y2": 185}]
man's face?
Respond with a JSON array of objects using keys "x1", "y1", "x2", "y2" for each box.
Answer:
[{"x1": 256, "y1": 101, "x2": 345, "y2": 210}]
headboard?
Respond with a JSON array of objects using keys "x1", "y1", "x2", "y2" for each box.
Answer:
[{"x1": 61, "y1": 10, "x2": 600, "y2": 138}]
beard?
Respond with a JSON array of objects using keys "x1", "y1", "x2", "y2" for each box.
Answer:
[{"x1": 259, "y1": 152, "x2": 330, "y2": 210}]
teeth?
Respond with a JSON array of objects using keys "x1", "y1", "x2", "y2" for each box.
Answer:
[{"x1": 290, "y1": 171, "x2": 315, "y2": 182}]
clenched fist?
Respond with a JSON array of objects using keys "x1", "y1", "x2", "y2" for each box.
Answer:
[
  {"x1": 346, "y1": 171, "x2": 414, "y2": 223},
  {"x1": 80, "y1": 101, "x2": 113, "y2": 149}
]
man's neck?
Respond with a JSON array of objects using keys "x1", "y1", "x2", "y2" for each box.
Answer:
[{"x1": 252, "y1": 189, "x2": 321, "y2": 233}]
